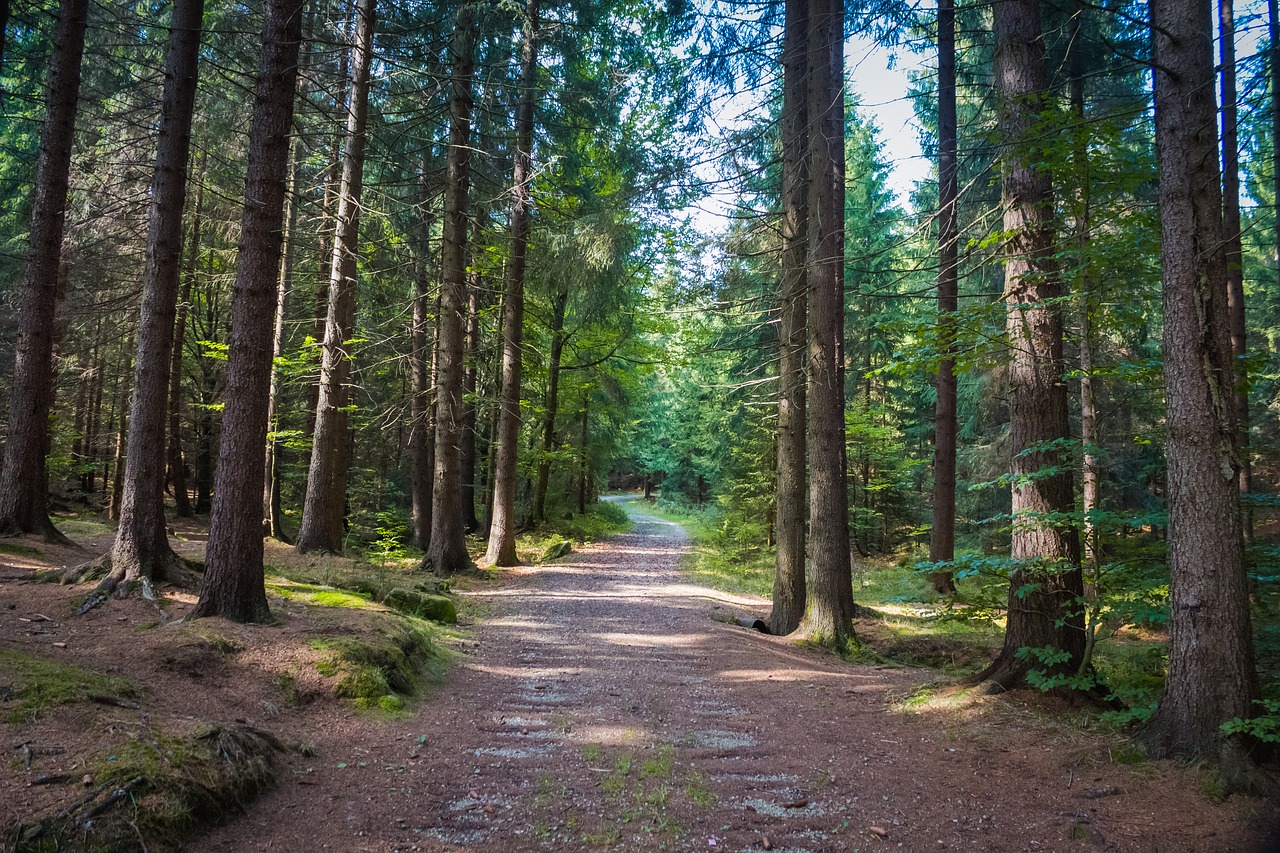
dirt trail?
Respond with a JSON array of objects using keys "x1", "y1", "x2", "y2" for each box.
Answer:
[{"x1": 202, "y1": 504, "x2": 1277, "y2": 853}]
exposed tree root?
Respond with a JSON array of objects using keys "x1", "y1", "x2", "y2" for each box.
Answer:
[{"x1": 64, "y1": 550, "x2": 201, "y2": 616}]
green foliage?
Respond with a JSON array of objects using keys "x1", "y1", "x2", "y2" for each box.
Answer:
[{"x1": 1221, "y1": 700, "x2": 1280, "y2": 744}]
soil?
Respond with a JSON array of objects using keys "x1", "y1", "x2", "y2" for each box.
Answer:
[{"x1": 3, "y1": 507, "x2": 1279, "y2": 852}]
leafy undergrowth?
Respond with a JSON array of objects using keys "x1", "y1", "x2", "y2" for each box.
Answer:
[
  {"x1": 11, "y1": 722, "x2": 288, "y2": 853},
  {"x1": 0, "y1": 649, "x2": 140, "y2": 724}
]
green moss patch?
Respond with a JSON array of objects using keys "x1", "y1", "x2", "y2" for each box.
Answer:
[
  {"x1": 311, "y1": 616, "x2": 449, "y2": 714},
  {"x1": 0, "y1": 649, "x2": 140, "y2": 724},
  {"x1": 266, "y1": 571, "x2": 458, "y2": 622},
  {"x1": 12, "y1": 723, "x2": 283, "y2": 852}
]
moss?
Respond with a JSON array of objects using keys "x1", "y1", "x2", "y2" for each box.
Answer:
[
  {"x1": 312, "y1": 616, "x2": 449, "y2": 714},
  {"x1": 0, "y1": 649, "x2": 139, "y2": 723},
  {"x1": 12, "y1": 724, "x2": 283, "y2": 853},
  {"x1": 0, "y1": 542, "x2": 40, "y2": 557},
  {"x1": 382, "y1": 587, "x2": 457, "y2": 623},
  {"x1": 267, "y1": 579, "x2": 377, "y2": 610}
]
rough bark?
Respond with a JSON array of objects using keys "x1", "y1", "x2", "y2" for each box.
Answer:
[
  {"x1": 107, "y1": 0, "x2": 205, "y2": 588},
  {"x1": 167, "y1": 157, "x2": 204, "y2": 519},
  {"x1": 297, "y1": 0, "x2": 377, "y2": 554},
  {"x1": 485, "y1": 0, "x2": 538, "y2": 567},
  {"x1": 460, "y1": 209, "x2": 485, "y2": 532},
  {"x1": 928, "y1": 0, "x2": 959, "y2": 596},
  {"x1": 975, "y1": 0, "x2": 1085, "y2": 691},
  {"x1": 410, "y1": 171, "x2": 435, "y2": 550},
  {"x1": 423, "y1": 2, "x2": 477, "y2": 575},
  {"x1": 1219, "y1": 0, "x2": 1251, "y2": 539},
  {"x1": 263, "y1": 140, "x2": 298, "y2": 544},
  {"x1": 771, "y1": 0, "x2": 809, "y2": 636},
  {"x1": 108, "y1": 335, "x2": 135, "y2": 524},
  {"x1": 1140, "y1": 0, "x2": 1263, "y2": 791},
  {"x1": 531, "y1": 289, "x2": 568, "y2": 526},
  {"x1": 192, "y1": 0, "x2": 307, "y2": 623},
  {"x1": 798, "y1": 0, "x2": 856, "y2": 649},
  {"x1": 0, "y1": 0, "x2": 89, "y2": 541}
]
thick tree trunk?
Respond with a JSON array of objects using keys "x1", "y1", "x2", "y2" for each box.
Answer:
[
  {"x1": 928, "y1": 0, "x2": 959, "y2": 596},
  {"x1": 798, "y1": 0, "x2": 855, "y2": 648},
  {"x1": 975, "y1": 0, "x2": 1085, "y2": 691},
  {"x1": 1219, "y1": 0, "x2": 1251, "y2": 539},
  {"x1": 485, "y1": 0, "x2": 538, "y2": 567},
  {"x1": 168, "y1": 158, "x2": 204, "y2": 519},
  {"x1": 410, "y1": 171, "x2": 435, "y2": 550},
  {"x1": 577, "y1": 391, "x2": 589, "y2": 515},
  {"x1": 192, "y1": 0, "x2": 307, "y2": 623},
  {"x1": 0, "y1": 0, "x2": 88, "y2": 541},
  {"x1": 1141, "y1": 0, "x2": 1262, "y2": 791},
  {"x1": 531, "y1": 289, "x2": 568, "y2": 526},
  {"x1": 771, "y1": 0, "x2": 809, "y2": 636},
  {"x1": 424, "y1": 2, "x2": 477, "y2": 575},
  {"x1": 108, "y1": 0, "x2": 205, "y2": 588},
  {"x1": 460, "y1": 209, "x2": 485, "y2": 532},
  {"x1": 297, "y1": 0, "x2": 377, "y2": 554}
]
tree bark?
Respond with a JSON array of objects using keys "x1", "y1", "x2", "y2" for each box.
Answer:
[
  {"x1": 0, "y1": 0, "x2": 89, "y2": 541},
  {"x1": 263, "y1": 140, "x2": 298, "y2": 544},
  {"x1": 928, "y1": 0, "x2": 959, "y2": 596},
  {"x1": 798, "y1": 0, "x2": 855, "y2": 648},
  {"x1": 975, "y1": 0, "x2": 1085, "y2": 691},
  {"x1": 297, "y1": 0, "x2": 377, "y2": 554},
  {"x1": 424, "y1": 2, "x2": 477, "y2": 575},
  {"x1": 772, "y1": 0, "x2": 809, "y2": 636},
  {"x1": 577, "y1": 390, "x2": 589, "y2": 515},
  {"x1": 410, "y1": 170, "x2": 435, "y2": 550},
  {"x1": 1218, "y1": 0, "x2": 1251, "y2": 540},
  {"x1": 192, "y1": 0, "x2": 307, "y2": 623},
  {"x1": 108, "y1": 334, "x2": 135, "y2": 524},
  {"x1": 485, "y1": 0, "x2": 538, "y2": 567},
  {"x1": 108, "y1": 0, "x2": 205, "y2": 587},
  {"x1": 1140, "y1": 0, "x2": 1262, "y2": 790},
  {"x1": 460, "y1": 209, "x2": 485, "y2": 532},
  {"x1": 168, "y1": 157, "x2": 204, "y2": 519},
  {"x1": 531, "y1": 289, "x2": 568, "y2": 526}
]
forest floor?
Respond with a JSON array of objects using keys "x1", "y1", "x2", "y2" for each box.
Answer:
[{"x1": 2, "y1": 502, "x2": 1279, "y2": 852}]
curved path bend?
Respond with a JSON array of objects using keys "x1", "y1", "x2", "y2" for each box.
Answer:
[{"x1": 205, "y1": 503, "x2": 1273, "y2": 853}]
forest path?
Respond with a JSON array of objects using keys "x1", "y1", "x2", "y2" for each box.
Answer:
[{"x1": 203, "y1": 501, "x2": 1273, "y2": 853}]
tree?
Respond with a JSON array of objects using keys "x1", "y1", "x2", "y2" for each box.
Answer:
[
  {"x1": 191, "y1": 0, "x2": 307, "y2": 622},
  {"x1": 424, "y1": 2, "x2": 476, "y2": 575},
  {"x1": 1140, "y1": 0, "x2": 1263, "y2": 791},
  {"x1": 927, "y1": 0, "x2": 958, "y2": 595},
  {"x1": 799, "y1": 0, "x2": 856, "y2": 647},
  {"x1": 297, "y1": 0, "x2": 377, "y2": 554},
  {"x1": 974, "y1": 0, "x2": 1085, "y2": 691},
  {"x1": 100, "y1": 0, "x2": 205, "y2": 593},
  {"x1": 0, "y1": 0, "x2": 89, "y2": 541},
  {"x1": 771, "y1": 0, "x2": 808, "y2": 636},
  {"x1": 485, "y1": 0, "x2": 539, "y2": 567}
]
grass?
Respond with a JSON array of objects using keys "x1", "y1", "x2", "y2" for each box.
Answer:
[
  {"x1": 0, "y1": 648, "x2": 140, "y2": 723},
  {"x1": 309, "y1": 615, "x2": 452, "y2": 715},
  {"x1": 511, "y1": 501, "x2": 634, "y2": 564}
]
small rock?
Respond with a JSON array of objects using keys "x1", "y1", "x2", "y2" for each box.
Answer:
[
  {"x1": 52, "y1": 642, "x2": 66, "y2": 648},
  {"x1": 869, "y1": 825, "x2": 889, "y2": 838},
  {"x1": 81, "y1": 774, "x2": 93, "y2": 786},
  {"x1": 761, "y1": 836, "x2": 773, "y2": 850}
]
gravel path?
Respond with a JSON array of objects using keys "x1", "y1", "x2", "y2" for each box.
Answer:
[{"x1": 201, "y1": 503, "x2": 1278, "y2": 852}]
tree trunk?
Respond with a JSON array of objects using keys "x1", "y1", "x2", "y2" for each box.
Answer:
[
  {"x1": 771, "y1": 0, "x2": 809, "y2": 636},
  {"x1": 109, "y1": 334, "x2": 135, "y2": 524},
  {"x1": 928, "y1": 0, "x2": 959, "y2": 596},
  {"x1": 263, "y1": 139, "x2": 299, "y2": 544},
  {"x1": 1219, "y1": 0, "x2": 1251, "y2": 540},
  {"x1": 1140, "y1": 0, "x2": 1262, "y2": 791},
  {"x1": 798, "y1": 0, "x2": 855, "y2": 649},
  {"x1": 578, "y1": 390, "x2": 589, "y2": 515},
  {"x1": 424, "y1": 2, "x2": 477, "y2": 575},
  {"x1": 0, "y1": 0, "x2": 89, "y2": 541},
  {"x1": 460, "y1": 209, "x2": 485, "y2": 532},
  {"x1": 297, "y1": 0, "x2": 377, "y2": 554},
  {"x1": 192, "y1": 0, "x2": 307, "y2": 623},
  {"x1": 531, "y1": 289, "x2": 568, "y2": 526},
  {"x1": 410, "y1": 170, "x2": 435, "y2": 550},
  {"x1": 485, "y1": 0, "x2": 538, "y2": 567},
  {"x1": 108, "y1": 0, "x2": 205, "y2": 587},
  {"x1": 975, "y1": 0, "x2": 1085, "y2": 691},
  {"x1": 168, "y1": 156, "x2": 204, "y2": 519}
]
